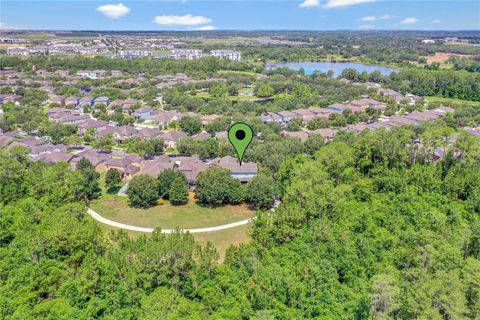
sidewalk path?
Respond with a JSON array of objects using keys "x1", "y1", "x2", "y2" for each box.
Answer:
[{"x1": 87, "y1": 208, "x2": 254, "y2": 234}]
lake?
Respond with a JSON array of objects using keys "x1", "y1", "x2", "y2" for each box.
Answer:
[{"x1": 266, "y1": 61, "x2": 400, "y2": 77}]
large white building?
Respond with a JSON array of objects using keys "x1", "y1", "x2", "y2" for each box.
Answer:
[
  {"x1": 169, "y1": 49, "x2": 203, "y2": 60},
  {"x1": 211, "y1": 50, "x2": 242, "y2": 62}
]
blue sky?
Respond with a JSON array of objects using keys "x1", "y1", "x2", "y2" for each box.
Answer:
[{"x1": 1, "y1": 0, "x2": 479, "y2": 31}]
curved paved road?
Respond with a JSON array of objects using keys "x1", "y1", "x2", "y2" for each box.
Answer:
[{"x1": 87, "y1": 208, "x2": 254, "y2": 234}]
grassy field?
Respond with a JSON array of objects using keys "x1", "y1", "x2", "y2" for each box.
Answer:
[
  {"x1": 426, "y1": 96, "x2": 480, "y2": 107},
  {"x1": 90, "y1": 193, "x2": 254, "y2": 229},
  {"x1": 217, "y1": 70, "x2": 258, "y2": 76},
  {"x1": 90, "y1": 192, "x2": 254, "y2": 261}
]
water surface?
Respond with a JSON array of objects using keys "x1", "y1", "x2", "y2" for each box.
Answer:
[{"x1": 267, "y1": 61, "x2": 400, "y2": 76}]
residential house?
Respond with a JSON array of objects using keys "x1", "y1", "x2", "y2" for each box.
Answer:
[
  {"x1": 132, "y1": 107, "x2": 158, "y2": 120},
  {"x1": 47, "y1": 107, "x2": 74, "y2": 120},
  {"x1": 58, "y1": 114, "x2": 91, "y2": 125},
  {"x1": 50, "y1": 96, "x2": 65, "y2": 106},
  {"x1": 161, "y1": 130, "x2": 188, "y2": 149},
  {"x1": 36, "y1": 151, "x2": 74, "y2": 164},
  {"x1": 122, "y1": 98, "x2": 138, "y2": 112},
  {"x1": 310, "y1": 128, "x2": 337, "y2": 141},
  {"x1": 3, "y1": 95, "x2": 23, "y2": 104},
  {"x1": 405, "y1": 94, "x2": 421, "y2": 105},
  {"x1": 7, "y1": 136, "x2": 43, "y2": 151},
  {"x1": 215, "y1": 156, "x2": 257, "y2": 182},
  {"x1": 176, "y1": 158, "x2": 209, "y2": 186},
  {"x1": 281, "y1": 130, "x2": 310, "y2": 142},
  {"x1": 346, "y1": 123, "x2": 369, "y2": 133},
  {"x1": 65, "y1": 96, "x2": 79, "y2": 107},
  {"x1": 387, "y1": 116, "x2": 418, "y2": 126},
  {"x1": 141, "y1": 159, "x2": 175, "y2": 177},
  {"x1": 111, "y1": 70, "x2": 123, "y2": 77},
  {"x1": 138, "y1": 127, "x2": 163, "y2": 139},
  {"x1": 292, "y1": 108, "x2": 315, "y2": 118},
  {"x1": 39, "y1": 86, "x2": 55, "y2": 95},
  {"x1": 94, "y1": 96, "x2": 110, "y2": 107},
  {"x1": 151, "y1": 111, "x2": 182, "y2": 126},
  {"x1": 200, "y1": 114, "x2": 220, "y2": 126},
  {"x1": 192, "y1": 132, "x2": 212, "y2": 141},
  {"x1": 379, "y1": 89, "x2": 404, "y2": 103},
  {"x1": 277, "y1": 110, "x2": 297, "y2": 124},
  {"x1": 79, "y1": 96, "x2": 94, "y2": 107},
  {"x1": 104, "y1": 154, "x2": 143, "y2": 179},
  {"x1": 350, "y1": 98, "x2": 384, "y2": 111},
  {"x1": 308, "y1": 107, "x2": 335, "y2": 119},
  {"x1": 99, "y1": 125, "x2": 138, "y2": 143},
  {"x1": 0, "y1": 135, "x2": 13, "y2": 148},
  {"x1": 29, "y1": 143, "x2": 67, "y2": 157},
  {"x1": 78, "y1": 119, "x2": 109, "y2": 135},
  {"x1": 261, "y1": 112, "x2": 283, "y2": 124},
  {"x1": 215, "y1": 131, "x2": 228, "y2": 140},
  {"x1": 70, "y1": 149, "x2": 110, "y2": 171},
  {"x1": 327, "y1": 103, "x2": 348, "y2": 113}
]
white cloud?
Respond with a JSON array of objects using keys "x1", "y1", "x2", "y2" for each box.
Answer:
[
  {"x1": 431, "y1": 19, "x2": 441, "y2": 24},
  {"x1": 359, "y1": 14, "x2": 392, "y2": 22},
  {"x1": 153, "y1": 14, "x2": 212, "y2": 26},
  {"x1": 188, "y1": 25, "x2": 216, "y2": 31},
  {"x1": 401, "y1": 17, "x2": 418, "y2": 25},
  {"x1": 358, "y1": 24, "x2": 375, "y2": 29},
  {"x1": 359, "y1": 16, "x2": 376, "y2": 21},
  {"x1": 96, "y1": 3, "x2": 130, "y2": 19},
  {"x1": 299, "y1": 0, "x2": 320, "y2": 8},
  {"x1": 324, "y1": 0, "x2": 378, "y2": 9}
]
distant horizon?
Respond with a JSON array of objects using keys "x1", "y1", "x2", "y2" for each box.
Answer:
[
  {"x1": 1, "y1": 0, "x2": 479, "y2": 31},
  {"x1": 2, "y1": 29, "x2": 480, "y2": 33}
]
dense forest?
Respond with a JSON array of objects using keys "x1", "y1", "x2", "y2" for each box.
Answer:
[{"x1": 1, "y1": 124, "x2": 479, "y2": 319}]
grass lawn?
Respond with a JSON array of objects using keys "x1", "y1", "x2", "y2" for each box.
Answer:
[
  {"x1": 426, "y1": 96, "x2": 480, "y2": 107},
  {"x1": 90, "y1": 192, "x2": 254, "y2": 261},
  {"x1": 90, "y1": 193, "x2": 255, "y2": 229},
  {"x1": 217, "y1": 70, "x2": 258, "y2": 76}
]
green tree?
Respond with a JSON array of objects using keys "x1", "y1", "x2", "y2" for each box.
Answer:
[
  {"x1": 256, "y1": 84, "x2": 275, "y2": 98},
  {"x1": 210, "y1": 82, "x2": 228, "y2": 98},
  {"x1": 169, "y1": 175, "x2": 189, "y2": 205},
  {"x1": 76, "y1": 158, "x2": 101, "y2": 200},
  {"x1": 126, "y1": 174, "x2": 159, "y2": 208},
  {"x1": 91, "y1": 134, "x2": 115, "y2": 151},
  {"x1": 196, "y1": 167, "x2": 244, "y2": 205},
  {"x1": 246, "y1": 174, "x2": 278, "y2": 209},
  {"x1": 158, "y1": 169, "x2": 180, "y2": 198},
  {"x1": 179, "y1": 116, "x2": 203, "y2": 135},
  {"x1": 105, "y1": 168, "x2": 122, "y2": 193}
]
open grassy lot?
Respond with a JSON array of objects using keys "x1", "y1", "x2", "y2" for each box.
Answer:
[
  {"x1": 90, "y1": 192, "x2": 254, "y2": 261},
  {"x1": 217, "y1": 69, "x2": 258, "y2": 76},
  {"x1": 90, "y1": 193, "x2": 254, "y2": 229},
  {"x1": 426, "y1": 96, "x2": 480, "y2": 107}
]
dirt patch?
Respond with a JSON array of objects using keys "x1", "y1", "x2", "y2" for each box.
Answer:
[{"x1": 426, "y1": 52, "x2": 471, "y2": 64}]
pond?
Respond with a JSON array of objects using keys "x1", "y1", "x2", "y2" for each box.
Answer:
[{"x1": 266, "y1": 61, "x2": 400, "y2": 77}]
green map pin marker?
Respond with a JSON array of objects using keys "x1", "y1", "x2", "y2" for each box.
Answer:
[{"x1": 228, "y1": 122, "x2": 253, "y2": 166}]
